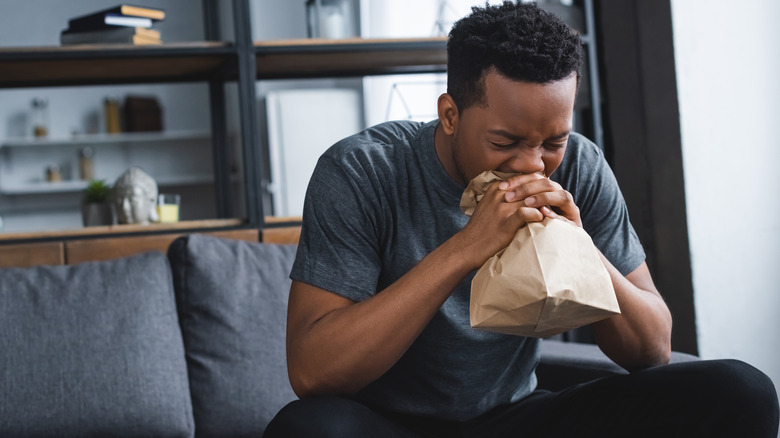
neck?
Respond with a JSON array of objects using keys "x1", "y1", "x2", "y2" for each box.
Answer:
[{"x1": 433, "y1": 122, "x2": 461, "y2": 186}]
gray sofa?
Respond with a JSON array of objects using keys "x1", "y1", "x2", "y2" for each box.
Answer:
[{"x1": 0, "y1": 233, "x2": 697, "y2": 437}]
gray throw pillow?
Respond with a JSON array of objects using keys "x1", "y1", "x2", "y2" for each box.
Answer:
[
  {"x1": 167, "y1": 234, "x2": 298, "y2": 437},
  {"x1": 0, "y1": 251, "x2": 194, "y2": 438}
]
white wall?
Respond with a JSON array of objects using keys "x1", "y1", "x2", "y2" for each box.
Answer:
[
  {"x1": 360, "y1": 0, "x2": 505, "y2": 127},
  {"x1": 671, "y1": 0, "x2": 780, "y2": 403}
]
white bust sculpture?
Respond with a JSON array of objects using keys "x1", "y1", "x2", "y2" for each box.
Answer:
[{"x1": 113, "y1": 167, "x2": 158, "y2": 225}]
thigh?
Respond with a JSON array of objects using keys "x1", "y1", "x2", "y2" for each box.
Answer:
[
  {"x1": 263, "y1": 396, "x2": 429, "y2": 438},
  {"x1": 468, "y1": 359, "x2": 779, "y2": 438}
]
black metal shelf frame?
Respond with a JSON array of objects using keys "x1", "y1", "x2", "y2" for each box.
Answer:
[{"x1": 0, "y1": 0, "x2": 603, "y2": 241}]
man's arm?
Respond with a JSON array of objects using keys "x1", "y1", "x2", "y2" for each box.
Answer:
[
  {"x1": 503, "y1": 174, "x2": 673, "y2": 371},
  {"x1": 287, "y1": 182, "x2": 541, "y2": 398},
  {"x1": 286, "y1": 240, "x2": 469, "y2": 398},
  {"x1": 592, "y1": 259, "x2": 672, "y2": 371}
]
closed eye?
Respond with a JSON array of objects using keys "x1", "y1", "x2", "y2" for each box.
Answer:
[
  {"x1": 544, "y1": 139, "x2": 568, "y2": 150},
  {"x1": 489, "y1": 141, "x2": 517, "y2": 149}
]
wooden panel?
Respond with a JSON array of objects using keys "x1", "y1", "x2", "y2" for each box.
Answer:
[
  {"x1": 265, "y1": 215, "x2": 302, "y2": 224},
  {"x1": 0, "y1": 218, "x2": 244, "y2": 242},
  {"x1": 0, "y1": 242, "x2": 64, "y2": 268},
  {"x1": 0, "y1": 42, "x2": 233, "y2": 88},
  {"x1": 262, "y1": 226, "x2": 301, "y2": 244},
  {"x1": 255, "y1": 37, "x2": 447, "y2": 79},
  {"x1": 65, "y1": 229, "x2": 259, "y2": 265},
  {"x1": 206, "y1": 229, "x2": 260, "y2": 242}
]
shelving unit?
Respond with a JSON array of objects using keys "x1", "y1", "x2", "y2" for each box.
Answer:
[
  {"x1": 0, "y1": 0, "x2": 451, "y2": 243},
  {"x1": 0, "y1": 130, "x2": 214, "y2": 195},
  {"x1": 0, "y1": 42, "x2": 235, "y2": 88},
  {"x1": 0, "y1": 175, "x2": 217, "y2": 196},
  {"x1": 0, "y1": 130, "x2": 210, "y2": 149},
  {"x1": 0, "y1": 0, "x2": 602, "y2": 246},
  {"x1": 254, "y1": 37, "x2": 447, "y2": 79}
]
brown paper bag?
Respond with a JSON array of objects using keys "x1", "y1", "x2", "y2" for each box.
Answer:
[{"x1": 460, "y1": 171, "x2": 620, "y2": 337}]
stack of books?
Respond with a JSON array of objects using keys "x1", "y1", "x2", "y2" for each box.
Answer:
[{"x1": 60, "y1": 5, "x2": 165, "y2": 46}]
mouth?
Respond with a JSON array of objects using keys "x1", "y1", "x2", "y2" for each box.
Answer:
[{"x1": 493, "y1": 170, "x2": 547, "y2": 178}]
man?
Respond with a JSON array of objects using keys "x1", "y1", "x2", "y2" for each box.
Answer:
[{"x1": 265, "y1": 3, "x2": 779, "y2": 437}]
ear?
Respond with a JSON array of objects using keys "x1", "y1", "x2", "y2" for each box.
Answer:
[{"x1": 437, "y1": 93, "x2": 459, "y2": 135}]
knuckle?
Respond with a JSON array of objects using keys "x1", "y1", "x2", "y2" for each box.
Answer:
[
  {"x1": 510, "y1": 207, "x2": 525, "y2": 222},
  {"x1": 516, "y1": 206, "x2": 542, "y2": 222},
  {"x1": 484, "y1": 184, "x2": 504, "y2": 200},
  {"x1": 517, "y1": 183, "x2": 535, "y2": 199}
]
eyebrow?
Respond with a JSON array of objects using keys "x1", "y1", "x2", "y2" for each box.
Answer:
[
  {"x1": 487, "y1": 129, "x2": 571, "y2": 141},
  {"x1": 548, "y1": 130, "x2": 571, "y2": 141}
]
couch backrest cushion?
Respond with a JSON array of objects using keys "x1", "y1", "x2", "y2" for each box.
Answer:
[
  {"x1": 0, "y1": 251, "x2": 194, "y2": 438},
  {"x1": 167, "y1": 234, "x2": 298, "y2": 437}
]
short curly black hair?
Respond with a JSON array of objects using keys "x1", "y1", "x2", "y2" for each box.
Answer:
[{"x1": 447, "y1": 1, "x2": 583, "y2": 111}]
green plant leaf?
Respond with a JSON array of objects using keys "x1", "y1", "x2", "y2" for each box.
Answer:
[{"x1": 83, "y1": 179, "x2": 112, "y2": 204}]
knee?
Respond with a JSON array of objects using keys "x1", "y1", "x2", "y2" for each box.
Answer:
[
  {"x1": 704, "y1": 359, "x2": 779, "y2": 434},
  {"x1": 263, "y1": 397, "x2": 377, "y2": 438},
  {"x1": 712, "y1": 360, "x2": 777, "y2": 405}
]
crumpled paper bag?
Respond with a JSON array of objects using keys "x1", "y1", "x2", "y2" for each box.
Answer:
[{"x1": 460, "y1": 171, "x2": 620, "y2": 337}]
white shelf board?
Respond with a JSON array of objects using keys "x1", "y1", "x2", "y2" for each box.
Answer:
[
  {"x1": 0, "y1": 131, "x2": 211, "y2": 149},
  {"x1": 0, "y1": 174, "x2": 217, "y2": 195}
]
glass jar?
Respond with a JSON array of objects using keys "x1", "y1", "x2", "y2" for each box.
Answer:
[
  {"x1": 46, "y1": 164, "x2": 61, "y2": 182},
  {"x1": 31, "y1": 98, "x2": 49, "y2": 138},
  {"x1": 306, "y1": 0, "x2": 356, "y2": 39},
  {"x1": 79, "y1": 147, "x2": 95, "y2": 180}
]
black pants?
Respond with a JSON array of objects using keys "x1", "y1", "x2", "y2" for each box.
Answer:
[{"x1": 264, "y1": 359, "x2": 779, "y2": 438}]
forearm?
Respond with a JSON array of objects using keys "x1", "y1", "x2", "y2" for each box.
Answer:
[
  {"x1": 592, "y1": 256, "x2": 672, "y2": 371},
  {"x1": 287, "y1": 233, "x2": 477, "y2": 397}
]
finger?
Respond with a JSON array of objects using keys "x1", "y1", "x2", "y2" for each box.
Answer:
[
  {"x1": 539, "y1": 206, "x2": 579, "y2": 227},
  {"x1": 529, "y1": 191, "x2": 582, "y2": 226},
  {"x1": 504, "y1": 177, "x2": 557, "y2": 202},
  {"x1": 524, "y1": 189, "x2": 575, "y2": 210},
  {"x1": 481, "y1": 180, "x2": 512, "y2": 204},
  {"x1": 497, "y1": 173, "x2": 545, "y2": 191},
  {"x1": 514, "y1": 206, "x2": 545, "y2": 224}
]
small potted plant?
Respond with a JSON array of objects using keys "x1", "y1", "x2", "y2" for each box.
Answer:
[{"x1": 82, "y1": 179, "x2": 115, "y2": 226}]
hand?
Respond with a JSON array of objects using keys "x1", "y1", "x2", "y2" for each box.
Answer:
[
  {"x1": 457, "y1": 174, "x2": 547, "y2": 268},
  {"x1": 498, "y1": 174, "x2": 583, "y2": 228}
]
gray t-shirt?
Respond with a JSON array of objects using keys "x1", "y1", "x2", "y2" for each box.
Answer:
[{"x1": 290, "y1": 120, "x2": 645, "y2": 421}]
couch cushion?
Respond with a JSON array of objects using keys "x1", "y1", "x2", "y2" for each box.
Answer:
[
  {"x1": 0, "y1": 251, "x2": 194, "y2": 438},
  {"x1": 168, "y1": 234, "x2": 298, "y2": 437}
]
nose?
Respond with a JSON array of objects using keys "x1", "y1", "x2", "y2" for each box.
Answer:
[{"x1": 502, "y1": 146, "x2": 545, "y2": 176}]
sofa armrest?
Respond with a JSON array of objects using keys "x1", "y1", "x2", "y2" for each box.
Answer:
[{"x1": 537, "y1": 340, "x2": 700, "y2": 392}]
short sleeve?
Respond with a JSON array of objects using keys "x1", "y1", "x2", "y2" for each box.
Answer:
[
  {"x1": 554, "y1": 135, "x2": 646, "y2": 276},
  {"x1": 289, "y1": 151, "x2": 384, "y2": 302}
]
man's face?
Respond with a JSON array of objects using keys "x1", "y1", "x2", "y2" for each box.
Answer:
[{"x1": 440, "y1": 70, "x2": 578, "y2": 186}]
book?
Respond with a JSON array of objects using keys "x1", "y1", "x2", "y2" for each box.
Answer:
[
  {"x1": 68, "y1": 13, "x2": 153, "y2": 31},
  {"x1": 70, "y1": 4, "x2": 165, "y2": 22},
  {"x1": 60, "y1": 27, "x2": 161, "y2": 45},
  {"x1": 67, "y1": 5, "x2": 165, "y2": 32},
  {"x1": 124, "y1": 96, "x2": 163, "y2": 132},
  {"x1": 103, "y1": 5, "x2": 165, "y2": 20}
]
